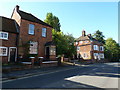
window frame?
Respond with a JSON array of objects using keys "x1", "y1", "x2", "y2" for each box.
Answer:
[
  {"x1": 50, "y1": 46, "x2": 56, "y2": 55},
  {"x1": 93, "y1": 45, "x2": 98, "y2": 50},
  {"x1": 94, "y1": 53, "x2": 98, "y2": 59},
  {"x1": 0, "y1": 47, "x2": 8, "y2": 56},
  {"x1": 85, "y1": 41, "x2": 89, "y2": 43},
  {"x1": 76, "y1": 42, "x2": 78, "y2": 45},
  {"x1": 100, "y1": 46, "x2": 104, "y2": 51},
  {"x1": 100, "y1": 53, "x2": 104, "y2": 58},
  {"x1": 79, "y1": 41, "x2": 83, "y2": 44},
  {"x1": 28, "y1": 24, "x2": 35, "y2": 35},
  {"x1": 0, "y1": 32, "x2": 8, "y2": 40},
  {"x1": 42, "y1": 28, "x2": 47, "y2": 37},
  {"x1": 77, "y1": 46, "x2": 80, "y2": 51},
  {"x1": 29, "y1": 41, "x2": 38, "y2": 54}
]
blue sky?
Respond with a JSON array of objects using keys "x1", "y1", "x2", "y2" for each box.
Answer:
[{"x1": 0, "y1": 2, "x2": 118, "y2": 42}]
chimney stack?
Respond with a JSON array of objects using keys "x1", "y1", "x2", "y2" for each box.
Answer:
[
  {"x1": 82, "y1": 30, "x2": 86, "y2": 36},
  {"x1": 16, "y1": 5, "x2": 19, "y2": 12}
]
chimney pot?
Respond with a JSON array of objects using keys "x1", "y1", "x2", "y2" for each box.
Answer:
[
  {"x1": 16, "y1": 5, "x2": 19, "y2": 11},
  {"x1": 82, "y1": 30, "x2": 86, "y2": 36}
]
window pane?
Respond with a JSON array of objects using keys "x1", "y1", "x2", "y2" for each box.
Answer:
[
  {"x1": 42, "y1": 28, "x2": 46, "y2": 37},
  {"x1": 29, "y1": 41, "x2": 38, "y2": 54},
  {"x1": 0, "y1": 32, "x2": 8, "y2": 40},
  {"x1": 0, "y1": 47, "x2": 7, "y2": 56},
  {"x1": 28, "y1": 24, "x2": 34, "y2": 35}
]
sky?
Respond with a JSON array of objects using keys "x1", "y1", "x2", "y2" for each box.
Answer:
[{"x1": 0, "y1": 2, "x2": 118, "y2": 42}]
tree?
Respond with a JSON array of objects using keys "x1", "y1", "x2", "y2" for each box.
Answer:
[
  {"x1": 45, "y1": 13, "x2": 76, "y2": 58},
  {"x1": 52, "y1": 29, "x2": 76, "y2": 58},
  {"x1": 64, "y1": 33, "x2": 76, "y2": 58},
  {"x1": 104, "y1": 38, "x2": 120, "y2": 62},
  {"x1": 93, "y1": 30, "x2": 105, "y2": 44},
  {"x1": 44, "y1": 13, "x2": 61, "y2": 32}
]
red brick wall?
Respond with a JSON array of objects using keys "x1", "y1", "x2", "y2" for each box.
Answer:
[
  {"x1": 2, "y1": 33, "x2": 18, "y2": 47},
  {"x1": 76, "y1": 40, "x2": 104, "y2": 60},
  {"x1": 2, "y1": 57, "x2": 8, "y2": 64},
  {"x1": 1, "y1": 33, "x2": 18, "y2": 64},
  {"x1": 19, "y1": 19, "x2": 52, "y2": 58},
  {"x1": 49, "y1": 55, "x2": 56, "y2": 60}
]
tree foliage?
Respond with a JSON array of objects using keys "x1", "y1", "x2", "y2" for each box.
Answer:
[
  {"x1": 52, "y1": 29, "x2": 76, "y2": 58},
  {"x1": 44, "y1": 12, "x2": 76, "y2": 58},
  {"x1": 93, "y1": 30, "x2": 105, "y2": 44},
  {"x1": 44, "y1": 13, "x2": 61, "y2": 32},
  {"x1": 104, "y1": 38, "x2": 120, "y2": 62}
]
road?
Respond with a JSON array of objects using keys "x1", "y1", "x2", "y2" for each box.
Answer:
[{"x1": 2, "y1": 62, "x2": 119, "y2": 89}]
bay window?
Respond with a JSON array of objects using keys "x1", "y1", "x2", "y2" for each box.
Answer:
[
  {"x1": 29, "y1": 41, "x2": 38, "y2": 54},
  {"x1": 50, "y1": 46, "x2": 56, "y2": 55}
]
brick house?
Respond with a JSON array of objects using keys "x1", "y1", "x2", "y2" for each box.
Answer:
[
  {"x1": 75, "y1": 30, "x2": 104, "y2": 61},
  {"x1": 11, "y1": 5, "x2": 56, "y2": 61},
  {"x1": 0, "y1": 16, "x2": 19, "y2": 64}
]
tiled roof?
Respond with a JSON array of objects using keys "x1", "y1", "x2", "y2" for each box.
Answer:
[
  {"x1": 0, "y1": 16, "x2": 19, "y2": 34},
  {"x1": 18, "y1": 10, "x2": 53, "y2": 28},
  {"x1": 76, "y1": 35, "x2": 99, "y2": 41}
]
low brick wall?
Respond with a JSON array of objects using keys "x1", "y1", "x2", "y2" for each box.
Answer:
[
  {"x1": 41, "y1": 61, "x2": 58, "y2": 67},
  {"x1": 79, "y1": 59, "x2": 107, "y2": 64}
]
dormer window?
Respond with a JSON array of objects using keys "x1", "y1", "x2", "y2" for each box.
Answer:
[
  {"x1": 79, "y1": 41, "x2": 83, "y2": 44},
  {"x1": 85, "y1": 41, "x2": 89, "y2": 43},
  {"x1": 0, "y1": 32, "x2": 8, "y2": 40},
  {"x1": 28, "y1": 24, "x2": 35, "y2": 35}
]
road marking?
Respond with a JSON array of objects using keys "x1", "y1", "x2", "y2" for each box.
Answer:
[
  {"x1": 2, "y1": 66, "x2": 81, "y2": 83},
  {"x1": 92, "y1": 68, "x2": 97, "y2": 71}
]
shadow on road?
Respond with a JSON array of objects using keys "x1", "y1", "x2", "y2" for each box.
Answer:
[{"x1": 2, "y1": 62, "x2": 119, "y2": 89}]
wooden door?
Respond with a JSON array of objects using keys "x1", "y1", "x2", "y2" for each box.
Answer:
[{"x1": 10, "y1": 48, "x2": 16, "y2": 62}]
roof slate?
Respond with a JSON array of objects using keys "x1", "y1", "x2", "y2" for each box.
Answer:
[
  {"x1": 0, "y1": 16, "x2": 19, "y2": 34},
  {"x1": 18, "y1": 10, "x2": 52, "y2": 28}
]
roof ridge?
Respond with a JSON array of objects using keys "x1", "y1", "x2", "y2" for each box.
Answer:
[
  {"x1": 18, "y1": 10, "x2": 52, "y2": 28},
  {"x1": 1, "y1": 16, "x2": 19, "y2": 34},
  {"x1": 0, "y1": 16, "x2": 15, "y2": 21}
]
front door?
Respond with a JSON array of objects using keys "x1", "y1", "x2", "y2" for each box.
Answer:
[
  {"x1": 10, "y1": 48, "x2": 16, "y2": 62},
  {"x1": 46, "y1": 47, "x2": 50, "y2": 60}
]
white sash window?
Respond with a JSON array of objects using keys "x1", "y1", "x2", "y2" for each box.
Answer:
[
  {"x1": 42, "y1": 28, "x2": 47, "y2": 37},
  {"x1": 28, "y1": 24, "x2": 35, "y2": 35},
  {"x1": 50, "y1": 46, "x2": 56, "y2": 55},
  {"x1": 93, "y1": 45, "x2": 98, "y2": 50},
  {"x1": 0, "y1": 32, "x2": 8, "y2": 40},
  {"x1": 100, "y1": 46, "x2": 104, "y2": 51},
  {"x1": 0, "y1": 47, "x2": 8, "y2": 56}
]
